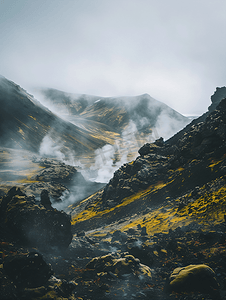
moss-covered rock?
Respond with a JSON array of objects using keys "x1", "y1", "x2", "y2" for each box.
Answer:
[
  {"x1": 168, "y1": 264, "x2": 219, "y2": 293},
  {"x1": 86, "y1": 252, "x2": 152, "y2": 279}
]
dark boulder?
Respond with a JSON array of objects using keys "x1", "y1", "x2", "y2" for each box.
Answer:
[
  {"x1": 40, "y1": 189, "x2": 52, "y2": 209},
  {"x1": 3, "y1": 252, "x2": 52, "y2": 288},
  {"x1": 86, "y1": 252, "x2": 152, "y2": 279},
  {"x1": 166, "y1": 264, "x2": 220, "y2": 297},
  {"x1": 0, "y1": 187, "x2": 72, "y2": 249}
]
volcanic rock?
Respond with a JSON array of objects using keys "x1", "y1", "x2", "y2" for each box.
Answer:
[
  {"x1": 86, "y1": 252, "x2": 152, "y2": 280},
  {"x1": 40, "y1": 189, "x2": 52, "y2": 209},
  {"x1": 23, "y1": 181, "x2": 68, "y2": 202},
  {"x1": 167, "y1": 264, "x2": 219, "y2": 295},
  {"x1": 0, "y1": 187, "x2": 72, "y2": 249},
  {"x1": 167, "y1": 87, "x2": 226, "y2": 146},
  {"x1": 31, "y1": 158, "x2": 84, "y2": 184},
  {"x1": 100, "y1": 98, "x2": 226, "y2": 205},
  {"x1": 3, "y1": 252, "x2": 52, "y2": 288}
]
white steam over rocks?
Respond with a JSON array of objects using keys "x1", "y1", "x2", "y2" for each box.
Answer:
[{"x1": 36, "y1": 90, "x2": 190, "y2": 185}]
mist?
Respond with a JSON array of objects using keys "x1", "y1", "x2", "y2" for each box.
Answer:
[
  {"x1": 37, "y1": 108, "x2": 189, "y2": 186},
  {"x1": 1, "y1": 0, "x2": 226, "y2": 116}
]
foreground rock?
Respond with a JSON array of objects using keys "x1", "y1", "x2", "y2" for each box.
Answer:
[
  {"x1": 167, "y1": 264, "x2": 219, "y2": 296},
  {"x1": 86, "y1": 252, "x2": 152, "y2": 280},
  {"x1": 3, "y1": 252, "x2": 53, "y2": 288},
  {"x1": 0, "y1": 187, "x2": 72, "y2": 249}
]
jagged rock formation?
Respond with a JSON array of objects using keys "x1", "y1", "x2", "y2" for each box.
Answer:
[
  {"x1": 95, "y1": 98, "x2": 226, "y2": 206},
  {"x1": 0, "y1": 187, "x2": 72, "y2": 249},
  {"x1": 167, "y1": 86, "x2": 226, "y2": 145}
]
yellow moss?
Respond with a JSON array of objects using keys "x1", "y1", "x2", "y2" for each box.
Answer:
[
  {"x1": 177, "y1": 167, "x2": 184, "y2": 172},
  {"x1": 29, "y1": 115, "x2": 37, "y2": 120},
  {"x1": 169, "y1": 264, "x2": 218, "y2": 289},
  {"x1": 208, "y1": 159, "x2": 222, "y2": 171},
  {"x1": 139, "y1": 264, "x2": 152, "y2": 278},
  {"x1": 37, "y1": 290, "x2": 61, "y2": 299},
  {"x1": 120, "y1": 204, "x2": 188, "y2": 235},
  {"x1": 120, "y1": 182, "x2": 226, "y2": 235},
  {"x1": 18, "y1": 127, "x2": 25, "y2": 137},
  {"x1": 73, "y1": 170, "x2": 226, "y2": 238},
  {"x1": 71, "y1": 181, "x2": 168, "y2": 225},
  {"x1": 161, "y1": 249, "x2": 167, "y2": 254}
]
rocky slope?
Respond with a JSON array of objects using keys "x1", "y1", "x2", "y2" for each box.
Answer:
[
  {"x1": 0, "y1": 76, "x2": 117, "y2": 156},
  {"x1": 68, "y1": 95, "x2": 226, "y2": 298},
  {"x1": 1, "y1": 88, "x2": 226, "y2": 299}
]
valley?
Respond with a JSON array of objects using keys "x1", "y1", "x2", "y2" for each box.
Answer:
[{"x1": 1, "y1": 76, "x2": 226, "y2": 299}]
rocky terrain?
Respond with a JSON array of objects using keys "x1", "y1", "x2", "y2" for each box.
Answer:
[
  {"x1": 0, "y1": 147, "x2": 105, "y2": 211},
  {"x1": 1, "y1": 83, "x2": 226, "y2": 299}
]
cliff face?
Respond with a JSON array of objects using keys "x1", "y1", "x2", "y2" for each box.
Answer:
[{"x1": 167, "y1": 86, "x2": 226, "y2": 145}]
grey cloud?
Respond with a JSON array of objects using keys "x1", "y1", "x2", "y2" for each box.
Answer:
[{"x1": 1, "y1": 0, "x2": 226, "y2": 115}]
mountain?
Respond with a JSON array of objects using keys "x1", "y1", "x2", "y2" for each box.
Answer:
[
  {"x1": 1, "y1": 88, "x2": 226, "y2": 299},
  {"x1": 0, "y1": 76, "x2": 118, "y2": 155},
  {"x1": 37, "y1": 87, "x2": 189, "y2": 139},
  {"x1": 0, "y1": 76, "x2": 189, "y2": 206},
  {"x1": 0, "y1": 77, "x2": 190, "y2": 180},
  {"x1": 35, "y1": 87, "x2": 190, "y2": 176},
  {"x1": 3, "y1": 77, "x2": 226, "y2": 299}
]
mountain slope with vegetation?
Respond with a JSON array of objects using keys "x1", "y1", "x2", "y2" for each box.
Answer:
[
  {"x1": 2, "y1": 82, "x2": 226, "y2": 299},
  {"x1": 38, "y1": 87, "x2": 189, "y2": 139},
  {"x1": 0, "y1": 76, "x2": 118, "y2": 156}
]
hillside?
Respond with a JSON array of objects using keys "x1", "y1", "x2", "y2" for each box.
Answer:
[
  {"x1": 66, "y1": 94, "x2": 226, "y2": 299},
  {"x1": 70, "y1": 95, "x2": 226, "y2": 232},
  {"x1": 1, "y1": 89, "x2": 226, "y2": 299},
  {"x1": 38, "y1": 88, "x2": 189, "y2": 139},
  {"x1": 35, "y1": 88, "x2": 190, "y2": 179},
  {"x1": 0, "y1": 76, "x2": 191, "y2": 207},
  {"x1": 0, "y1": 76, "x2": 118, "y2": 156},
  {"x1": 0, "y1": 81, "x2": 226, "y2": 300}
]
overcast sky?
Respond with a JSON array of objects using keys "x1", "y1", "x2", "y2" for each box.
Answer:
[{"x1": 1, "y1": 0, "x2": 226, "y2": 115}]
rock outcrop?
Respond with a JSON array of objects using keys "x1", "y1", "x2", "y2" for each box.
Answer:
[
  {"x1": 0, "y1": 187, "x2": 72, "y2": 249},
  {"x1": 86, "y1": 252, "x2": 152, "y2": 280},
  {"x1": 101, "y1": 98, "x2": 226, "y2": 205}
]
